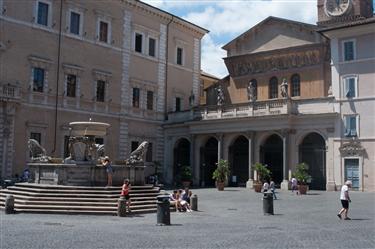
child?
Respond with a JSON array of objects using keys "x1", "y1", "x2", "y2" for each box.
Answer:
[{"x1": 121, "y1": 179, "x2": 131, "y2": 212}]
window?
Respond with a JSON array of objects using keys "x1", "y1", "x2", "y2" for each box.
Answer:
[
  {"x1": 344, "y1": 77, "x2": 357, "y2": 98},
  {"x1": 135, "y1": 33, "x2": 143, "y2": 53},
  {"x1": 70, "y1": 11, "x2": 81, "y2": 35},
  {"x1": 132, "y1": 88, "x2": 140, "y2": 108},
  {"x1": 177, "y1": 47, "x2": 183, "y2": 65},
  {"x1": 66, "y1": 74, "x2": 76, "y2": 97},
  {"x1": 131, "y1": 141, "x2": 139, "y2": 152},
  {"x1": 95, "y1": 138, "x2": 104, "y2": 144},
  {"x1": 30, "y1": 132, "x2": 41, "y2": 144},
  {"x1": 291, "y1": 74, "x2": 300, "y2": 97},
  {"x1": 37, "y1": 1, "x2": 49, "y2": 26},
  {"x1": 64, "y1": 135, "x2": 70, "y2": 158},
  {"x1": 344, "y1": 115, "x2": 358, "y2": 137},
  {"x1": 96, "y1": 80, "x2": 105, "y2": 102},
  {"x1": 99, "y1": 21, "x2": 108, "y2": 43},
  {"x1": 146, "y1": 142, "x2": 152, "y2": 162},
  {"x1": 33, "y1": 67, "x2": 44, "y2": 92},
  {"x1": 148, "y1": 37, "x2": 156, "y2": 57},
  {"x1": 147, "y1": 91, "x2": 153, "y2": 110},
  {"x1": 269, "y1": 77, "x2": 278, "y2": 99},
  {"x1": 343, "y1": 40, "x2": 355, "y2": 61},
  {"x1": 175, "y1": 97, "x2": 181, "y2": 112}
]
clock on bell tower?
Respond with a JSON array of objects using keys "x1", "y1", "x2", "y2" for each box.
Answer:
[{"x1": 317, "y1": 0, "x2": 374, "y2": 27}]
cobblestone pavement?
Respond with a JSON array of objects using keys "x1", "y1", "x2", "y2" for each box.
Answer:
[{"x1": 1, "y1": 188, "x2": 374, "y2": 249}]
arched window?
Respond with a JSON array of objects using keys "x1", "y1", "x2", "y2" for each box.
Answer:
[
  {"x1": 269, "y1": 77, "x2": 278, "y2": 99},
  {"x1": 248, "y1": 79, "x2": 257, "y2": 101},
  {"x1": 291, "y1": 74, "x2": 300, "y2": 97}
]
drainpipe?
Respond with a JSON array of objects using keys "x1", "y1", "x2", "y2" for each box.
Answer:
[
  {"x1": 51, "y1": 0, "x2": 63, "y2": 155},
  {"x1": 164, "y1": 16, "x2": 173, "y2": 120}
]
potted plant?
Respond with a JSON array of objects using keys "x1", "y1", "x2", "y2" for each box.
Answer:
[
  {"x1": 253, "y1": 163, "x2": 271, "y2": 192},
  {"x1": 293, "y1": 162, "x2": 311, "y2": 195},
  {"x1": 180, "y1": 165, "x2": 192, "y2": 187},
  {"x1": 212, "y1": 159, "x2": 230, "y2": 191}
]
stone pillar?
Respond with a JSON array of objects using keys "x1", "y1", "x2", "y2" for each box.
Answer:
[
  {"x1": 280, "y1": 131, "x2": 289, "y2": 190},
  {"x1": 246, "y1": 133, "x2": 254, "y2": 189},
  {"x1": 217, "y1": 133, "x2": 223, "y2": 161},
  {"x1": 326, "y1": 130, "x2": 336, "y2": 191},
  {"x1": 190, "y1": 134, "x2": 196, "y2": 186}
]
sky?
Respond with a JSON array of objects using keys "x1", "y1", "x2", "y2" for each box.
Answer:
[{"x1": 142, "y1": 0, "x2": 320, "y2": 78}]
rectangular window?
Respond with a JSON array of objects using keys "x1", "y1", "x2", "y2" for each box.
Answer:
[
  {"x1": 344, "y1": 77, "x2": 356, "y2": 98},
  {"x1": 30, "y1": 132, "x2": 41, "y2": 144},
  {"x1": 37, "y1": 2, "x2": 49, "y2": 26},
  {"x1": 147, "y1": 91, "x2": 153, "y2": 110},
  {"x1": 70, "y1": 11, "x2": 80, "y2": 35},
  {"x1": 344, "y1": 41, "x2": 354, "y2": 61},
  {"x1": 99, "y1": 21, "x2": 108, "y2": 43},
  {"x1": 96, "y1": 80, "x2": 105, "y2": 102},
  {"x1": 344, "y1": 115, "x2": 358, "y2": 137},
  {"x1": 132, "y1": 88, "x2": 140, "y2": 108},
  {"x1": 175, "y1": 97, "x2": 181, "y2": 112},
  {"x1": 135, "y1": 33, "x2": 143, "y2": 53},
  {"x1": 66, "y1": 74, "x2": 76, "y2": 97},
  {"x1": 33, "y1": 67, "x2": 44, "y2": 92},
  {"x1": 148, "y1": 38, "x2": 156, "y2": 57},
  {"x1": 95, "y1": 138, "x2": 104, "y2": 144},
  {"x1": 131, "y1": 141, "x2": 139, "y2": 152},
  {"x1": 64, "y1": 135, "x2": 70, "y2": 158},
  {"x1": 177, "y1": 47, "x2": 183, "y2": 65},
  {"x1": 146, "y1": 142, "x2": 153, "y2": 162}
]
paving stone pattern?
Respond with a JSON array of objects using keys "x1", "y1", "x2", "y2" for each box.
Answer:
[{"x1": 1, "y1": 188, "x2": 374, "y2": 249}]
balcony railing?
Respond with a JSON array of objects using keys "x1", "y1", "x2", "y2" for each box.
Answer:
[
  {"x1": 167, "y1": 97, "x2": 336, "y2": 122},
  {"x1": 0, "y1": 83, "x2": 21, "y2": 102}
]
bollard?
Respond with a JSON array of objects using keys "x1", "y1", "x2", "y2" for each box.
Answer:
[
  {"x1": 5, "y1": 195, "x2": 15, "y2": 214},
  {"x1": 262, "y1": 191, "x2": 274, "y2": 215},
  {"x1": 117, "y1": 197, "x2": 127, "y2": 217},
  {"x1": 191, "y1": 194, "x2": 198, "y2": 211},
  {"x1": 156, "y1": 194, "x2": 170, "y2": 225}
]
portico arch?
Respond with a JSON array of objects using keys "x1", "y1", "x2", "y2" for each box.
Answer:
[
  {"x1": 229, "y1": 135, "x2": 249, "y2": 186},
  {"x1": 260, "y1": 134, "x2": 283, "y2": 185},
  {"x1": 173, "y1": 138, "x2": 191, "y2": 184},
  {"x1": 200, "y1": 137, "x2": 218, "y2": 187},
  {"x1": 299, "y1": 132, "x2": 326, "y2": 190}
]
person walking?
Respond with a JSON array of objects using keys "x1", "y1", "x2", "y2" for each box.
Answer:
[
  {"x1": 337, "y1": 180, "x2": 352, "y2": 220},
  {"x1": 121, "y1": 179, "x2": 131, "y2": 212},
  {"x1": 291, "y1": 177, "x2": 298, "y2": 195},
  {"x1": 269, "y1": 179, "x2": 277, "y2": 200},
  {"x1": 102, "y1": 156, "x2": 113, "y2": 187}
]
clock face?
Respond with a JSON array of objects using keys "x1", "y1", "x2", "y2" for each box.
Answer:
[{"x1": 324, "y1": 0, "x2": 351, "y2": 17}]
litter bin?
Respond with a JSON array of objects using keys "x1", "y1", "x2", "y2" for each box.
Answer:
[
  {"x1": 262, "y1": 191, "x2": 274, "y2": 215},
  {"x1": 191, "y1": 194, "x2": 198, "y2": 211},
  {"x1": 156, "y1": 194, "x2": 170, "y2": 225}
]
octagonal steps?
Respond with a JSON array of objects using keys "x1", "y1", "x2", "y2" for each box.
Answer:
[{"x1": 0, "y1": 183, "x2": 171, "y2": 215}]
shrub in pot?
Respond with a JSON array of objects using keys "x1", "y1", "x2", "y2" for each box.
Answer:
[
  {"x1": 180, "y1": 165, "x2": 192, "y2": 187},
  {"x1": 293, "y1": 162, "x2": 311, "y2": 195},
  {"x1": 253, "y1": 163, "x2": 271, "y2": 192},
  {"x1": 212, "y1": 159, "x2": 230, "y2": 191}
]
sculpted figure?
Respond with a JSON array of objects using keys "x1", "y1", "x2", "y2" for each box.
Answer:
[
  {"x1": 28, "y1": 139, "x2": 50, "y2": 162},
  {"x1": 216, "y1": 85, "x2": 224, "y2": 106},
  {"x1": 280, "y1": 78, "x2": 289, "y2": 98},
  {"x1": 247, "y1": 81, "x2": 257, "y2": 102},
  {"x1": 126, "y1": 141, "x2": 149, "y2": 165}
]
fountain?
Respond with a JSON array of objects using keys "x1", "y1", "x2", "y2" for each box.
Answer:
[{"x1": 27, "y1": 121, "x2": 147, "y2": 186}]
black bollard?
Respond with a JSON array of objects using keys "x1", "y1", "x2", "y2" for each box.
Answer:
[
  {"x1": 117, "y1": 197, "x2": 127, "y2": 217},
  {"x1": 5, "y1": 195, "x2": 15, "y2": 214},
  {"x1": 156, "y1": 195, "x2": 170, "y2": 225},
  {"x1": 263, "y1": 191, "x2": 274, "y2": 215},
  {"x1": 191, "y1": 194, "x2": 198, "y2": 211}
]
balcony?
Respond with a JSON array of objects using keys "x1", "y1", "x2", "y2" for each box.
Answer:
[
  {"x1": 0, "y1": 83, "x2": 21, "y2": 102},
  {"x1": 167, "y1": 97, "x2": 336, "y2": 122}
]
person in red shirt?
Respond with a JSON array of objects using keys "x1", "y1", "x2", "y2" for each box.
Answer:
[{"x1": 121, "y1": 179, "x2": 131, "y2": 212}]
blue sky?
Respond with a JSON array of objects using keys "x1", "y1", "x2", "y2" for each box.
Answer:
[{"x1": 143, "y1": 0, "x2": 373, "y2": 78}]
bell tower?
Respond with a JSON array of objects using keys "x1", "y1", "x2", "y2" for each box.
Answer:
[{"x1": 317, "y1": 0, "x2": 374, "y2": 27}]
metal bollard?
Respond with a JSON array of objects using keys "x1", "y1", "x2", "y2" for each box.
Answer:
[
  {"x1": 5, "y1": 194, "x2": 15, "y2": 214},
  {"x1": 262, "y1": 191, "x2": 274, "y2": 215},
  {"x1": 191, "y1": 194, "x2": 198, "y2": 211},
  {"x1": 117, "y1": 197, "x2": 127, "y2": 217},
  {"x1": 156, "y1": 194, "x2": 170, "y2": 225}
]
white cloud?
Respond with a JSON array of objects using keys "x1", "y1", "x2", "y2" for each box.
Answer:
[{"x1": 201, "y1": 35, "x2": 228, "y2": 78}]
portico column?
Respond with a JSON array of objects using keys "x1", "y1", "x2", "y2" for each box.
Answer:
[
  {"x1": 246, "y1": 132, "x2": 254, "y2": 188},
  {"x1": 217, "y1": 133, "x2": 223, "y2": 161},
  {"x1": 281, "y1": 130, "x2": 290, "y2": 190},
  {"x1": 190, "y1": 134, "x2": 198, "y2": 186}
]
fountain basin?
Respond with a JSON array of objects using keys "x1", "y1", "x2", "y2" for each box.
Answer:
[{"x1": 69, "y1": 121, "x2": 110, "y2": 137}]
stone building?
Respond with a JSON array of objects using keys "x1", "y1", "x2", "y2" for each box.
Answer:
[
  {"x1": 164, "y1": 0, "x2": 375, "y2": 191},
  {"x1": 0, "y1": 0, "x2": 207, "y2": 178}
]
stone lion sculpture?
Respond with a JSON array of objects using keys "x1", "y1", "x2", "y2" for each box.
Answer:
[
  {"x1": 125, "y1": 141, "x2": 149, "y2": 165},
  {"x1": 28, "y1": 139, "x2": 51, "y2": 162}
]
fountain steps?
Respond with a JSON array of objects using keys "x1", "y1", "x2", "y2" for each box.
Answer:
[{"x1": 0, "y1": 183, "x2": 170, "y2": 215}]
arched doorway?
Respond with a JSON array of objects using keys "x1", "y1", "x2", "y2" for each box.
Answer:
[
  {"x1": 299, "y1": 133, "x2": 326, "y2": 190},
  {"x1": 260, "y1": 134, "x2": 283, "y2": 185},
  {"x1": 200, "y1": 137, "x2": 218, "y2": 187},
  {"x1": 229, "y1": 136, "x2": 249, "y2": 186},
  {"x1": 173, "y1": 138, "x2": 190, "y2": 184}
]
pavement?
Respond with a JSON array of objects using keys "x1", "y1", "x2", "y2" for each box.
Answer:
[{"x1": 1, "y1": 187, "x2": 374, "y2": 249}]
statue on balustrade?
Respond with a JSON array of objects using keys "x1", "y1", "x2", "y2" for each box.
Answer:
[
  {"x1": 280, "y1": 78, "x2": 289, "y2": 98},
  {"x1": 216, "y1": 85, "x2": 225, "y2": 106},
  {"x1": 247, "y1": 80, "x2": 257, "y2": 102}
]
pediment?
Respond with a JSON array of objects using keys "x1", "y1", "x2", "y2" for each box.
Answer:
[{"x1": 223, "y1": 17, "x2": 322, "y2": 57}]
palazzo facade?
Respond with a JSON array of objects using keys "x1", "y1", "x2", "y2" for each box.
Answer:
[{"x1": 164, "y1": 1, "x2": 375, "y2": 191}]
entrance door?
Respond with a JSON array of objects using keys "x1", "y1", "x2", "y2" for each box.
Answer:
[
  {"x1": 345, "y1": 159, "x2": 359, "y2": 189},
  {"x1": 201, "y1": 137, "x2": 218, "y2": 187},
  {"x1": 173, "y1": 139, "x2": 191, "y2": 184},
  {"x1": 229, "y1": 136, "x2": 249, "y2": 186},
  {"x1": 261, "y1": 134, "x2": 283, "y2": 185}
]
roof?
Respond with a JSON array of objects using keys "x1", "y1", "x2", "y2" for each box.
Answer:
[
  {"x1": 201, "y1": 70, "x2": 220, "y2": 81},
  {"x1": 222, "y1": 16, "x2": 317, "y2": 50},
  {"x1": 318, "y1": 16, "x2": 375, "y2": 32}
]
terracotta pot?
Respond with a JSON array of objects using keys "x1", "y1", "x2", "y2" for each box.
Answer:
[
  {"x1": 298, "y1": 184, "x2": 308, "y2": 195},
  {"x1": 253, "y1": 182, "x2": 262, "y2": 192},
  {"x1": 216, "y1": 181, "x2": 225, "y2": 191}
]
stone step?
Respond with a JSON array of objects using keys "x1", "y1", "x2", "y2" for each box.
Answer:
[
  {"x1": 0, "y1": 194, "x2": 157, "y2": 202},
  {"x1": 11, "y1": 203, "x2": 158, "y2": 211},
  {"x1": 15, "y1": 183, "x2": 157, "y2": 190},
  {"x1": 6, "y1": 186, "x2": 160, "y2": 194}
]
